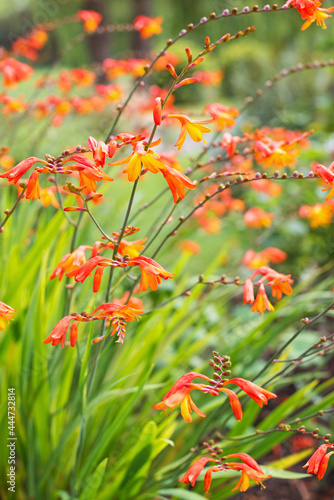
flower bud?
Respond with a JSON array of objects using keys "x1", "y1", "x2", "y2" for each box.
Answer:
[{"x1": 153, "y1": 97, "x2": 162, "y2": 125}]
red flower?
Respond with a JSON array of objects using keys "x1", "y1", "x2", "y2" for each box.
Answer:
[
  {"x1": 44, "y1": 316, "x2": 77, "y2": 348},
  {"x1": 77, "y1": 10, "x2": 102, "y2": 32},
  {"x1": 203, "y1": 465, "x2": 222, "y2": 492},
  {"x1": 220, "y1": 387, "x2": 243, "y2": 421},
  {"x1": 127, "y1": 255, "x2": 174, "y2": 292},
  {"x1": 0, "y1": 57, "x2": 34, "y2": 87},
  {"x1": 87, "y1": 136, "x2": 117, "y2": 167},
  {"x1": 153, "y1": 372, "x2": 211, "y2": 422},
  {"x1": 179, "y1": 457, "x2": 217, "y2": 487},
  {"x1": 133, "y1": 15, "x2": 163, "y2": 39},
  {"x1": 0, "y1": 157, "x2": 46, "y2": 184},
  {"x1": 303, "y1": 444, "x2": 334, "y2": 480},
  {"x1": 223, "y1": 378, "x2": 277, "y2": 407},
  {"x1": 315, "y1": 162, "x2": 334, "y2": 200},
  {"x1": 50, "y1": 245, "x2": 91, "y2": 281},
  {"x1": 284, "y1": 0, "x2": 334, "y2": 29},
  {"x1": 66, "y1": 256, "x2": 117, "y2": 289}
]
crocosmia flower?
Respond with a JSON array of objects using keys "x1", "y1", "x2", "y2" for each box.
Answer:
[
  {"x1": 50, "y1": 245, "x2": 91, "y2": 281},
  {"x1": 127, "y1": 255, "x2": 174, "y2": 292},
  {"x1": 227, "y1": 461, "x2": 270, "y2": 491},
  {"x1": 179, "y1": 457, "x2": 217, "y2": 487},
  {"x1": 315, "y1": 162, "x2": 334, "y2": 200},
  {"x1": 284, "y1": 0, "x2": 334, "y2": 29},
  {"x1": 179, "y1": 452, "x2": 270, "y2": 493},
  {"x1": 109, "y1": 141, "x2": 166, "y2": 181},
  {"x1": 303, "y1": 444, "x2": 334, "y2": 480},
  {"x1": 205, "y1": 103, "x2": 239, "y2": 130},
  {"x1": 76, "y1": 10, "x2": 102, "y2": 32},
  {"x1": 0, "y1": 57, "x2": 34, "y2": 87},
  {"x1": 153, "y1": 372, "x2": 211, "y2": 422},
  {"x1": 133, "y1": 15, "x2": 163, "y2": 39},
  {"x1": 0, "y1": 301, "x2": 16, "y2": 330},
  {"x1": 165, "y1": 114, "x2": 214, "y2": 150},
  {"x1": 244, "y1": 207, "x2": 274, "y2": 228}
]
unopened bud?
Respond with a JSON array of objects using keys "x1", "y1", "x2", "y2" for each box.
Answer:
[
  {"x1": 153, "y1": 97, "x2": 162, "y2": 126},
  {"x1": 166, "y1": 63, "x2": 177, "y2": 79},
  {"x1": 185, "y1": 47, "x2": 192, "y2": 63}
]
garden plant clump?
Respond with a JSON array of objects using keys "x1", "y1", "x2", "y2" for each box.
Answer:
[{"x1": 0, "y1": 1, "x2": 334, "y2": 498}]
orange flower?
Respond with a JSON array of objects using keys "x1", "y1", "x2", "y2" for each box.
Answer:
[
  {"x1": 261, "y1": 247, "x2": 287, "y2": 264},
  {"x1": 92, "y1": 300, "x2": 143, "y2": 322},
  {"x1": 166, "y1": 114, "x2": 213, "y2": 150},
  {"x1": 221, "y1": 132, "x2": 240, "y2": 157},
  {"x1": 251, "y1": 283, "x2": 275, "y2": 314},
  {"x1": 117, "y1": 237, "x2": 147, "y2": 258},
  {"x1": 179, "y1": 457, "x2": 218, "y2": 488},
  {"x1": 0, "y1": 95, "x2": 27, "y2": 116},
  {"x1": 303, "y1": 444, "x2": 334, "y2": 480},
  {"x1": 45, "y1": 298, "x2": 143, "y2": 347},
  {"x1": 12, "y1": 29, "x2": 48, "y2": 60},
  {"x1": 66, "y1": 255, "x2": 118, "y2": 290},
  {"x1": 219, "y1": 387, "x2": 243, "y2": 421},
  {"x1": 133, "y1": 15, "x2": 163, "y2": 39},
  {"x1": 44, "y1": 315, "x2": 78, "y2": 348},
  {"x1": 243, "y1": 248, "x2": 287, "y2": 268},
  {"x1": 251, "y1": 266, "x2": 293, "y2": 300},
  {"x1": 179, "y1": 452, "x2": 270, "y2": 493},
  {"x1": 95, "y1": 83, "x2": 123, "y2": 101},
  {"x1": 63, "y1": 154, "x2": 114, "y2": 194},
  {"x1": 223, "y1": 378, "x2": 277, "y2": 407},
  {"x1": 0, "y1": 57, "x2": 34, "y2": 87},
  {"x1": 244, "y1": 207, "x2": 274, "y2": 228},
  {"x1": 76, "y1": 10, "x2": 102, "y2": 32},
  {"x1": 302, "y1": 7, "x2": 333, "y2": 29},
  {"x1": 180, "y1": 240, "x2": 201, "y2": 255},
  {"x1": 254, "y1": 139, "x2": 296, "y2": 169},
  {"x1": 203, "y1": 465, "x2": 223, "y2": 492},
  {"x1": 315, "y1": 162, "x2": 334, "y2": 200},
  {"x1": 39, "y1": 186, "x2": 60, "y2": 208},
  {"x1": 284, "y1": 0, "x2": 334, "y2": 29},
  {"x1": 0, "y1": 157, "x2": 46, "y2": 184},
  {"x1": 227, "y1": 462, "x2": 270, "y2": 491},
  {"x1": 194, "y1": 70, "x2": 224, "y2": 86},
  {"x1": 50, "y1": 245, "x2": 91, "y2": 281},
  {"x1": 87, "y1": 136, "x2": 117, "y2": 168},
  {"x1": 0, "y1": 301, "x2": 16, "y2": 330},
  {"x1": 299, "y1": 203, "x2": 334, "y2": 228},
  {"x1": 161, "y1": 165, "x2": 197, "y2": 202},
  {"x1": 109, "y1": 141, "x2": 166, "y2": 181},
  {"x1": 153, "y1": 372, "x2": 211, "y2": 422},
  {"x1": 285, "y1": 0, "x2": 322, "y2": 19},
  {"x1": 205, "y1": 103, "x2": 239, "y2": 130},
  {"x1": 25, "y1": 170, "x2": 40, "y2": 200},
  {"x1": 127, "y1": 255, "x2": 174, "y2": 292}
]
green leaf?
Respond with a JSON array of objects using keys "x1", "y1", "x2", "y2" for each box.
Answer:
[
  {"x1": 79, "y1": 458, "x2": 108, "y2": 500},
  {"x1": 158, "y1": 489, "x2": 207, "y2": 500}
]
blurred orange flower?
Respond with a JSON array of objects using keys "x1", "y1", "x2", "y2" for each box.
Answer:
[{"x1": 0, "y1": 301, "x2": 16, "y2": 330}]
